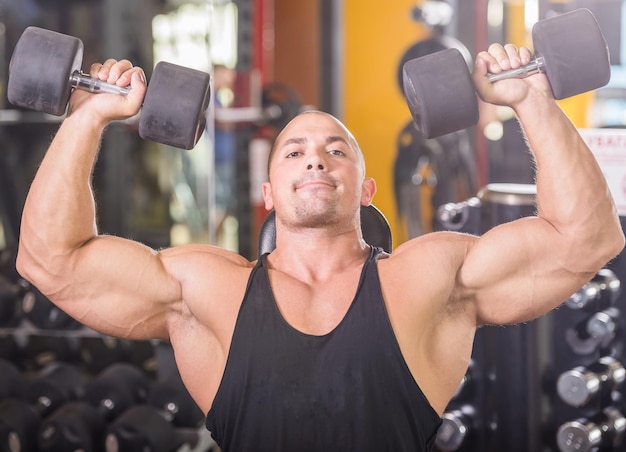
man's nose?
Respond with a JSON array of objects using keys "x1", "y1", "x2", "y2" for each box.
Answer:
[
  {"x1": 307, "y1": 163, "x2": 325, "y2": 170},
  {"x1": 306, "y1": 151, "x2": 326, "y2": 170}
]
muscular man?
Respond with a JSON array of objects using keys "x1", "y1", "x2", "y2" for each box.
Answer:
[{"x1": 15, "y1": 43, "x2": 624, "y2": 451}]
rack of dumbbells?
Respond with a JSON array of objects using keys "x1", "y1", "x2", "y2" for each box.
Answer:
[
  {"x1": 550, "y1": 257, "x2": 626, "y2": 452},
  {"x1": 434, "y1": 185, "x2": 626, "y2": 452},
  {"x1": 0, "y1": 246, "x2": 215, "y2": 452}
]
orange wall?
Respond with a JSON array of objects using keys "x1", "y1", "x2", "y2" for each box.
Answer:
[{"x1": 343, "y1": 1, "x2": 429, "y2": 243}]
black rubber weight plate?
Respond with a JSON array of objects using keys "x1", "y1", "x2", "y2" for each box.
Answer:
[
  {"x1": 533, "y1": 8, "x2": 610, "y2": 100},
  {"x1": 403, "y1": 48, "x2": 478, "y2": 139},
  {"x1": 8, "y1": 27, "x2": 83, "y2": 116},
  {"x1": 139, "y1": 61, "x2": 211, "y2": 150}
]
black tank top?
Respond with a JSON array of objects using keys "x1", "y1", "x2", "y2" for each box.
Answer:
[{"x1": 206, "y1": 247, "x2": 442, "y2": 451}]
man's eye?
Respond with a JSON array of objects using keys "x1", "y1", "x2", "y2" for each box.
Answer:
[
  {"x1": 329, "y1": 149, "x2": 345, "y2": 156},
  {"x1": 286, "y1": 151, "x2": 300, "y2": 158}
]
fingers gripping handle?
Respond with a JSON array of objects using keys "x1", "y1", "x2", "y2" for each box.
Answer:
[
  {"x1": 70, "y1": 71, "x2": 131, "y2": 96},
  {"x1": 487, "y1": 56, "x2": 545, "y2": 83}
]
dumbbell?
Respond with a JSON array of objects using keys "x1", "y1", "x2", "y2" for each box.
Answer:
[
  {"x1": 556, "y1": 356, "x2": 625, "y2": 408},
  {"x1": 435, "y1": 405, "x2": 477, "y2": 452},
  {"x1": 0, "y1": 274, "x2": 81, "y2": 330},
  {"x1": 564, "y1": 268, "x2": 621, "y2": 311},
  {"x1": 0, "y1": 398, "x2": 41, "y2": 452},
  {"x1": 8, "y1": 26, "x2": 211, "y2": 150},
  {"x1": 38, "y1": 401, "x2": 106, "y2": 452},
  {"x1": 80, "y1": 335, "x2": 131, "y2": 375},
  {"x1": 105, "y1": 371, "x2": 204, "y2": 452},
  {"x1": 0, "y1": 358, "x2": 25, "y2": 400},
  {"x1": 83, "y1": 362, "x2": 151, "y2": 422},
  {"x1": 565, "y1": 307, "x2": 621, "y2": 355},
  {"x1": 0, "y1": 362, "x2": 85, "y2": 451},
  {"x1": 402, "y1": 8, "x2": 611, "y2": 138},
  {"x1": 35, "y1": 363, "x2": 151, "y2": 451},
  {"x1": 0, "y1": 274, "x2": 25, "y2": 327},
  {"x1": 557, "y1": 407, "x2": 626, "y2": 452},
  {"x1": 21, "y1": 334, "x2": 80, "y2": 372},
  {"x1": 20, "y1": 284, "x2": 82, "y2": 330},
  {"x1": 25, "y1": 361, "x2": 86, "y2": 418}
]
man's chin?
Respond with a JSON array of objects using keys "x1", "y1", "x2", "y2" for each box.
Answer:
[{"x1": 293, "y1": 204, "x2": 342, "y2": 227}]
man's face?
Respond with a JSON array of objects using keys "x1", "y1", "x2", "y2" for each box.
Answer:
[{"x1": 262, "y1": 112, "x2": 373, "y2": 229}]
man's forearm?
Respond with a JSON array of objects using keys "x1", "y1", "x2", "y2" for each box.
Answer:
[
  {"x1": 515, "y1": 95, "x2": 624, "y2": 265},
  {"x1": 18, "y1": 114, "x2": 106, "y2": 273}
]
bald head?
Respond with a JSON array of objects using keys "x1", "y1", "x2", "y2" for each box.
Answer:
[{"x1": 267, "y1": 110, "x2": 365, "y2": 179}]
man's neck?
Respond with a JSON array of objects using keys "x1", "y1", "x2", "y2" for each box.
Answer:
[{"x1": 269, "y1": 229, "x2": 370, "y2": 282}]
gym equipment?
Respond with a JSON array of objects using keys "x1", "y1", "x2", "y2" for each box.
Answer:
[
  {"x1": 435, "y1": 405, "x2": 476, "y2": 451},
  {"x1": 8, "y1": 27, "x2": 211, "y2": 150},
  {"x1": 125, "y1": 339, "x2": 159, "y2": 378},
  {"x1": 147, "y1": 372, "x2": 204, "y2": 429},
  {"x1": 214, "y1": 81, "x2": 302, "y2": 130},
  {"x1": 0, "y1": 334, "x2": 19, "y2": 362},
  {"x1": 80, "y1": 335, "x2": 130, "y2": 375},
  {"x1": 396, "y1": 36, "x2": 472, "y2": 96},
  {"x1": 25, "y1": 361, "x2": 85, "y2": 418},
  {"x1": 261, "y1": 82, "x2": 302, "y2": 129},
  {"x1": 565, "y1": 307, "x2": 620, "y2": 355},
  {"x1": 437, "y1": 183, "x2": 536, "y2": 235},
  {"x1": 557, "y1": 407, "x2": 626, "y2": 452},
  {"x1": 402, "y1": 8, "x2": 611, "y2": 138},
  {"x1": 0, "y1": 274, "x2": 80, "y2": 330},
  {"x1": 106, "y1": 372, "x2": 203, "y2": 452},
  {"x1": 83, "y1": 362, "x2": 151, "y2": 421},
  {"x1": 20, "y1": 284, "x2": 81, "y2": 330},
  {"x1": 564, "y1": 268, "x2": 620, "y2": 311},
  {"x1": 0, "y1": 398, "x2": 41, "y2": 452},
  {"x1": 35, "y1": 363, "x2": 150, "y2": 451},
  {"x1": 0, "y1": 362, "x2": 85, "y2": 451},
  {"x1": 0, "y1": 275, "x2": 25, "y2": 327},
  {"x1": 556, "y1": 356, "x2": 625, "y2": 408},
  {"x1": 21, "y1": 335, "x2": 80, "y2": 372},
  {"x1": 38, "y1": 401, "x2": 106, "y2": 452},
  {"x1": 0, "y1": 358, "x2": 25, "y2": 400},
  {"x1": 257, "y1": 204, "x2": 393, "y2": 257}
]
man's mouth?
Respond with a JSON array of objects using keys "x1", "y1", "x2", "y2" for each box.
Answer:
[{"x1": 295, "y1": 175, "x2": 337, "y2": 190}]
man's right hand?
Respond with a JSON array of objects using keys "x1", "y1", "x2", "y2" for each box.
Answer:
[{"x1": 66, "y1": 59, "x2": 147, "y2": 127}]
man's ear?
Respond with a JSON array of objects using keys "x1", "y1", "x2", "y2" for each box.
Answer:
[
  {"x1": 360, "y1": 178, "x2": 377, "y2": 206},
  {"x1": 262, "y1": 182, "x2": 274, "y2": 211}
]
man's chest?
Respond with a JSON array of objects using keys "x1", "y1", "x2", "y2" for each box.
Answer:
[{"x1": 268, "y1": 270, "x2": 362, "y2": 335}]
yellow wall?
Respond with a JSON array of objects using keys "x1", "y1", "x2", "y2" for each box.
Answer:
[{"x1": 343, "y1": 0, "x2": 429, "y2": 244}]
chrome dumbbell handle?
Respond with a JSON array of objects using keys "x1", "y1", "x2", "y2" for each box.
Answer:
[
  {"x1": 69, "y1": 71, "x2": 130, "y2": 96},
  {"x1": 488, "y1": 56, "x2": 545, "y2": 83}
]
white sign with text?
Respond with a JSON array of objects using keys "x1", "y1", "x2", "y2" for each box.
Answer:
[{"x1": 579, "y1": 128, "x2": 626, "y2": 216}]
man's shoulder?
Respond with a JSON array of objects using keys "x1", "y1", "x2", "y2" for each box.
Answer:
[
  {"x1": 161, "y1": 243, "x2": 254, "y2": 267},
  {"x1": 388, "y1": 230, "x2": 477, "y2": 262}
]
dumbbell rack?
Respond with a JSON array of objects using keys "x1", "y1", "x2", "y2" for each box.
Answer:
[
  {"x1": 436, "y1": 185, "x2": 626, "y2": 452},
  {"x1": 0, "y1": 274, "x2": 216, "y2": 451}
]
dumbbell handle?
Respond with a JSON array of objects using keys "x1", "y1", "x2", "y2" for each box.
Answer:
[
  {"x1": 70, "y1": 71, "x2": 130, "y2": 96},
  {"x1": 488, "y1": 56, "x2": 545, "y2": 83}
]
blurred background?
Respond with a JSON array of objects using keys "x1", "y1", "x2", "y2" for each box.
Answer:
[{"x1": 1, "y1": 1, "x2": 626, "y2": 451}]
